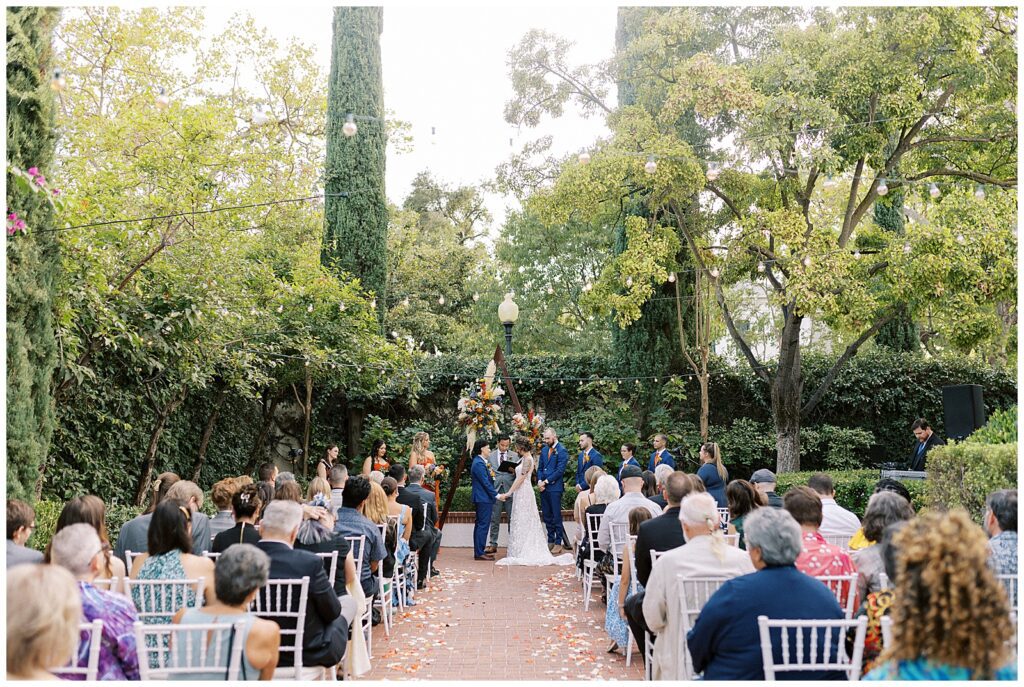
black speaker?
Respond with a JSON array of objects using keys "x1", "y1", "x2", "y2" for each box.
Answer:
[{"x1": 942, "y1": 384, "x2": 986, "y2": 440}]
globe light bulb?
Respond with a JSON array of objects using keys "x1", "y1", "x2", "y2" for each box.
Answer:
[
  {"x1": 876, "y1": 178, "x2": 888, "y2": 196},
  {"x1": 155, "y1": 87, "x2": 170, "y2": 109},
  {"x1": 853, "y1": 250, "x2": 862, "y2": 260},
  {"x1": 929, "y1": 183, "x2": 941, "y2": 199},
  {"x1": 957, "y1": 234, "x2": 966, "y2": 244},
  {"x1": 578, "y1": 151, "x2": 591, "y2": 165},
  {"x1": 546, "y1": 286, "x2": 554, "y2": 295},
  {"x1": 472, "y1": 293, "x2": 480, "y2": 301},
  {"x1": 903, "y1": 242, "x2": 912, "y2": 254},
  {"x1": 757, "y1": 262, "x2": 766, "y2": 273},
  {"x1": 342, "y1": 114, "x2": 358, "y2": 137},
  {"x1": 50, "y1": 68, "x2": 66, "y2": 92},
  {"x1": 668, "y1": 272, "x2": 676, "y2": 283},
  {"x1": 402, "y1": 297, "x2": 410, "y2": 307},
  {"x1": 974, "y1": 185, "x2": 986, "y2": 199},
  {"x1": 438, "y1": 295, "x2": 445, "y2": 305},
  {"x1": 823, "y1": 175, "x2": 838, "y2": 189},
  {"x1": 709, "y1": 268, "x2": 720, "y2": 278},
  {"x1": 370, "y1": 298, "x2": 377, "y2": 309},
  {"x1": 307, "y1": 304, "x2": 314, "y2": 312},
  {"x1": 339, "y1": 302, "x2": 346, "y2": 312},
  {"x1": 644, "y1": 156, "x2": 657, "y2": 175},
  {"x1": 625, "y1": 276, "x2": 633, "y2": 287},
  {"x1": 802, "y1": 256, "x2": 812, "y2": 267},
  {"x1": 706, "y1": 161, "x2": 721, "y2": 182}
]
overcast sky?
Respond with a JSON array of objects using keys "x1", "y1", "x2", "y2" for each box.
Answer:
[{"x1": 204, "y1": 4, "x2": 618, "y2": 227}]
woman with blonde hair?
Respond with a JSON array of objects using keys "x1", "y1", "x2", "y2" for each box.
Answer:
[
  {"x1": 573, "y1": 465, "x2": 607, "y2": 548},
  {"x1": 7, "y1": 564, "x2": 83, "y2": 680},
  {"x1": 697, "y1": 442, "x2": 728, "y2": 509},
  {"x1": 307, "y1": 477, "x2": 332, "y2": 503},
  {"x1": 409, "y1": 431, "x2": 443, "y2": 506},
  {"x1": 865, "y1": 509, "x2": 1017, "y2": 680}
]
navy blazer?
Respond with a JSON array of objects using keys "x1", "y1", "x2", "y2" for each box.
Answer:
[
  {"x1": 648, "y1": 449, "x2": 675, "y2": 471},
  {"x1": 575, "y1": 449, "x2": 604, "y2": 489},
  {"x1": 470, "y1": 456, "x2": 497, "y2": 504},
  {"x1": 538, "y1": 442, "x2": 569, "y2": 493}
]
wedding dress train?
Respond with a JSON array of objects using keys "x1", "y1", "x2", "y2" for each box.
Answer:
[{"x1": 495, "y1": 455, "x2": 574, "y2": 567}]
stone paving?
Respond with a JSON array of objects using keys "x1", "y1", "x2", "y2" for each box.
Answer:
[{"x1": 361, "y1": 547, "x2": 645, "y2": 681}]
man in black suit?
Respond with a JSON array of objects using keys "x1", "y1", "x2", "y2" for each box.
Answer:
[
  {"x1": 405, "y1": 464, "x2": 442, "y2": 586},
  {"x1": 256, "y1": 500, "x2": 357, "y2": 671},
  {"x1": 909, "y1": 417, "x2": 945, "y2": 471},
  {"x1": 623, "y1": 472, "x2": 693, "y2": 665},
  {"x1": 388, "y1": 464, "x2": 433, "y2": 580}
]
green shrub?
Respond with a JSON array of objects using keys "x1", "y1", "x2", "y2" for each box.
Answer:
[
  {"x1": 924, "y1": 441, "x2": 1017, "y2": 522},
  {"x1": 967, "y1": 405, "x2": 1017, "y2": 445},
  {"x1": 29, "y1": 500, "x2": 142, "y2": 553},
  {"x1": 775, "y1": 469, "x2": 927, "y2": 516}
]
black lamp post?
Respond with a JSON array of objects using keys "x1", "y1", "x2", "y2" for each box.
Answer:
[{"x1": 497, "y1": 293, "x2": 519, "y2": 357}]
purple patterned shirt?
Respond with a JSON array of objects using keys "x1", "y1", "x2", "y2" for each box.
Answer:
[{"x1": 70, "y1": 581, "x2": 141, "y2": 680}]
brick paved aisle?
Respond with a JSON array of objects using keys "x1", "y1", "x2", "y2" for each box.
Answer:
[{"x1": 361, "y1": 547, "x2": 645, "y2": 680}]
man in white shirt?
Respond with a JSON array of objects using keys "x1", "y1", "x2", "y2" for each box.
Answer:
[
  {"x1": 597, "y1": 464, "x2": 662, "y2": 555},
  {"x1": 807, "y1": 473, "x2": 860, "y2": 539}
]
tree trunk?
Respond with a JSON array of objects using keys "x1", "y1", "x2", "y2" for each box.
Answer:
[
  {"x1": 302, "y1": 369, "x2": 313, "y2": 479},
  {"x1": 133, "y1": 388, "x2": 189, "y2": 506},
  {"x1": 699, "y1": 372, "x2": 710, "y2": 441},
  {"x1": 347, "y1": 406, "x2": 365, "y2": 463},
  {"x1": 772, "y1": 311, "x2": 804, "y2": 473},
  {"x1": 247, "y1": 393, "x2": 280, "y2": 474},
  {"x1": 191, "y1": 386, "x2": 227, "y2": 482}
]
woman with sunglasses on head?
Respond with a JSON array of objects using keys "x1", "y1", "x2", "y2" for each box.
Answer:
[{"x1": 45, "y1": 494, "x2": 128, "y2": 593}]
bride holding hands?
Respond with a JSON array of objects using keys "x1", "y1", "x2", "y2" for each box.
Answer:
[{"x1": 496, "y1": 436, "x2": 575, "y2": 567}]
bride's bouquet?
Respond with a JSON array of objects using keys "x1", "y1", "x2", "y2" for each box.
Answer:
[
  {"x1": 511, "y1": 410, "x2": 544, "y2": 453},
  {"x1": 457, "y1": 377, "x2": 504, "y2": 437}
]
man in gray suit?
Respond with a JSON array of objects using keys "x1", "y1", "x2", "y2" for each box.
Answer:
[
  {"x1": 7, "y1": 499, "x2": 43, "y2": 568},
  {"x1": 485, "y1": 433, "x2": 520, "y2": 554}
]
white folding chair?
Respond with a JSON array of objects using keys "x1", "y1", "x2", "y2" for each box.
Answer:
[
  {"x1": 723, "y1": 533, "x2": 740, "y2": 547},
  {"x1": 623, "y1": 536, "x2": 639, "y2": 667},
  {"x1": 250, "y1": 576, "x2": 330, "y2": 680},
  {"x1": 877, "y1": 572, "x2": 890, "y2": 590},
  {"x1": 642, "y1": 550, "x2": 666, "y2": 681},
  {"x1": 134, "y1": 620, "x2": 246, "y2": 680},
  {"x1": 879, "y1": 615, "x2": 893, "y2": 648},
  {"x1": 821, "y1": 534, "x2": 853, "y2": 552},
  {"x1": 717, "y1": 508, "x2": 731, "y2": 529},
  {"x1": 124, "y1": 549, "x2": 143, "y2": 573},
  {"x1": 604, "y1": 521, "x2": 630, "y2": 590},
  {"x1": 386, "y1": 514, "x2": 408, "y2": 612},
  {"x1": 813, "y1": 574, "x2": 858, "y2": 619},
  {"x1": 91, "y1": 576, "x2": 124, "y2": 595},
  {"x1": 997, "y1": 573, "x2": 1018, "y2": 616},
  {"x1": 582, "y1": 512, "x2": 603, "y2": 612},
  {"x1": 374, "y1": 537, "x2": 395, "y2": 639},
  {"x1": 202, "y1": 551, "x2": 220, "y2": 561},
  {"x1": 315, "y1": 550, "x2": 339, "y2": 588},
  {"x1": 677, "y1": 576, "x2": 732, "y2": 680},
  {"x1": 420, "y1": 502, "x2": 433, "y2": 589},
  {"x1": 126, "y1": 577, "x2": 206, "y2": 624},
  {"x1": 344, "y1": 535, "x2": 372, "y2": 654},
  {"x1": 51, "y1": 620, "x2": 103, "y2": 680},
  {"x1": 757, "y1": 615, "x2": 867, "y2": 680}
]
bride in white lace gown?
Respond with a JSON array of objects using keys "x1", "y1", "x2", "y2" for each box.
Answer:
[{"x1": 496, "y1": 439, "x2": 574, "y2": 567}]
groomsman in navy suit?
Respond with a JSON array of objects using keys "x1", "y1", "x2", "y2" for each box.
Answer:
[
  {"x1": 538, "y1": 427, "x2": 570, "y2": 553},
  {"x1": 575, "y1": 431, "x2": 604, "y2": 490},
  {"x1": 618, "y1": 442, "x2": 642, "y2": 489},
  {"x1": 648, "y1": 433, "x2": 675, "y2": 471},
  {"x1": 470, "y1": 438, "x2": 500, "y2": 561}
]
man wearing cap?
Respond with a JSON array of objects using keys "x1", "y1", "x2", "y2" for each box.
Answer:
[
  {"x1": 750, "y1": 469, "x2": 783, "y2": 508},
  {"x1": 597, "y1": 464, "x2": 663, "y2": 555}
]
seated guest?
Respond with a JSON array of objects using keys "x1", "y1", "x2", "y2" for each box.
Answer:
[
  {"x1": 577, "y1": 474, "x2": 620, "y2": 574},
  {"x1": 405, "y1": 464, "x2": 443, "y2": 586},
  {"x1": 685, "y1": 507, "x2": 846, "y2": 680},
  {"x1": 45, "y1": 495, "x2": 127, "y2": 592},
  {"x1": 333, "y1": 476, "x2": 387, "y2": 598},
  {"x1": 573, "y1": 465, "x2": 607, "y2": 548},
  {"x1": 784, "y1": 485, "x2": 857, "y2": 581},
  {"x1": 606, "y1": 508, "x2": 653, "y2": 654},
  {"x1": 648, "y1": 464, "x2": 674, "y2": 509},
  {"x1": 7, "y1": 498, "x2": 43, "y2": 568},
  {"x1": 256, "y1": 501, "x2": 357, "y2": 672},
  {"x1": 382, "y1": 476, "x2": 414, "y2": 605},
  {"x1": 50, "y1": 524, "x2": 141, "y2": 680},
  {"x1": 848, "y1": 521, "x2": 906, "y2": 677},
  {"x1": 642, "y1": 492, "x2": 755, "y2": 680},
  {"x1": 686, "y1": 473, "x2": 706, "y2": 493},
  {"x1": 6, "y1": 564, "x2": 82, "y2": 680},
  {"x1": 848, "y1": 478, "x2": 914, "y2": 551},
  {"x1": 749, "y1": 469, "x2": 783, "y2": 507},
  {"x1": 808, "y1": 473, "x2": 860, "y2": 540},
  {"x1": 165, "y1": 481, "x2": 213, "y2": 555},
  {"x1": 274, "y1": 482, "x2": 356, "y2": 599},
  {"x1": 172, "y1": 544, "x2": 281, "y2": 679},
  {"x1": 726, "y1": 479, "x2": 763, "y2": 549},
  {"x1": 597, "y1": 465, "x2": 663, "y2": 557},
  {"x1": 114, "y1": 471, "x2": 180, "y2": 566},
  {"x1": 129, "y1": 499, "x2": 216, "y2": 617},
  {"x1": 209, "y1": 478, "x2": 238, "y2": 539},
  {"x1": 256, "y1": 462, "x2": 278, "y2": 508},
  {"x1": 368, "y1": 470, "x2": 385, "y2": 485},
  {"x1": 696, "y1": 442, "x2": 728, "y2": 509},
  {"x1": 328, "y1": 465, "x2": 349, "y2": 515},
  {"x1": 213, "y1": 484, "x2": 263, "y2": 553},
  {"x1": 852, "y1": 491, "x2": 914, "y2": 603},
  {"x1": 307, "y1": 477, "x2": 332, "y2": 504},
  {"x1": 866, "y1": 510, "x2": 1017, "y2": 680},
  {"x1": 274, "y1": 471, "x2": 296, "y2": 494},
  {"x1": 641, "y1": 470, "x2": 658, "y2": 499},
  {"x1": 984, "y1": 488, "x2": 1017, "y2": 575}
]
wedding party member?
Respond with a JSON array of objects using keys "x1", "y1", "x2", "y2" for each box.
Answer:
[
  {"x1": 617, "y1": 443, "x2": 643, "y2": 489},
  {"x1": 317, "y1": 444, "x2": 340, "y2": 482},
  {"x1": 575, "y1": 432, "x2": 604, "y2": 491},
  {"x1": 648, "y1": 464, "x2": 674, "y2": 509},
  {"x1": 172, "y1": 544, "x2": 280, "y2": 680},
  {"x1": 409, "y1": 432, "x2": 443, "y2": 507},
  {"x1": 725, "y1": 479, "x2": 763, "y2": 549},
  {"x1": 984, "y1": 489, "x2": 1017, "y2": 575},
  {"x1": 209, "y1": 479, "x2": 238, "y2": 539},
  {"x1": 406, "y1": 465, "x2": 442, "y2": 585},
  {"x1": 470, "y1": 439, "x2": 498, "y2": 561},
  {"x1": 7, "y1": 498, "x2": 43, "y2": 568},
  {"x1": 333, "y1": 476, "x2": 387, "y2": 597},
  {"x1": 114, "y1": 471, "x2": 180, "y2": 566},
  {"x1": 50, "y1": 524, "x2": 141, "y2": 680},
  {"x1": 7, "y1": 564, "x2": 82, "y2": 680},
  {"x1": 44, "y1": 495, "x2": 127, "y2": 591},
  {"x1": 748, "y1": 468, "x2": 783, "y2": 507},
  {"x1": 686, "y1": 507, "x2": 846, "y2": 680},
  {"x1": 607, "y1": 508, "x2": 653, "y2": 654},
  {"x1": 852, "y1": 491, "x2": 914, "y2": 602},
  {"x1": 648, "y1": 434, "x2": 675, "y2": 471},
  {"x1": 908, "y1": 417, "x2": 944, "y2": 472},
  {"x1": 166, "y1": 480, "x2": 213, "y2": 555},
  {"x1": 597, "y1": 464, "x2": 662, "y2": 556},
  {"x1": 382, "y1": 476, "x2": 415, "y2": 604},
  {"x1": 808, "y1": 473, "x2": 860, "y2": 539},
  {"x1": 538, "y1": 428, "x2": 571, "y2": 552},
  {"x1": 486, "y1": 433, "x2": 520, "y2": 554},
  {"x1": 257, "y1": 501, "x2": 357, "y2": 672},
  {"x1": 866, "y1": 510, "x2": 1017, "y2": 680},
  {"x1": 212, "y1": 484, "x2": 263, "y2": 553},
  {"x1": 643, "y1": 492, "x2": 755, "y2": 680},
  {"x1": 573, "y1": 466, "x2": 606, "y2": 549},
  {"x1": 362, "y1": 439, "x2": 389, "y2": 477},
  {"x1": 696, "y1": 442, "x2": 728, "y2": 509},
  {"x1": 328, "y1": 465, "x2": 349, "y2": 515}
]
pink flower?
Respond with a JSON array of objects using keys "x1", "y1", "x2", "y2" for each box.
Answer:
[
  {"x1": 7, "y1": 211, "x2": 17, "y2": 222},
  {"x1": 35, "y1": 175, "x2": 46, "y2": 186},
  {"x1": 51, "y1": 188, "x2": 60, "y2": 196},
  {"x1": 26, "y1": 167, "x2": 39, "y2": 177}
]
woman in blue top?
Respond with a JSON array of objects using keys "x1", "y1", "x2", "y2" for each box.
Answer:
[
  {"x1": 696, "y1": 442, "x2": 728, "y2": 509},
  {"x1": 171, "y1": 544, "x2": 280, "y2": 680}
]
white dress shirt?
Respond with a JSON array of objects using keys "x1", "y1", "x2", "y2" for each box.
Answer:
[
  {"x1": 596, "y1": 492, "x2": 663, "y2": 553},
  {"x1": 818, "y1": 497, "x2": 861, "y2": 539}
]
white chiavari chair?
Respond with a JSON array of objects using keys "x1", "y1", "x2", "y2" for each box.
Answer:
[
  {"x1": 134, "y1": 620, "x2": 247, "y2": 680},
  {"x1": 582, "y1": 512, "x2": 603, "y2": 611},
  {"x1": 51, "y1": 620, "x2": 103, "y2": 680},
  {"x1": 756, "y1": 615, "x2": 867, "y2": 680},
  {"x1": 813, "y1": 574, "x2": 858, "y2": 619}
]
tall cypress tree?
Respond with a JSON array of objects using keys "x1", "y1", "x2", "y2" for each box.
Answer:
[
  {"x1": 6, "y1": 7, "x2": 61, "y2": 501},
  {"x1": 873, "y1": 191, "x2": 919, "y2": 352},
  {"x1": 323, "y1": 7, "x2": 388, "y2": 316}
]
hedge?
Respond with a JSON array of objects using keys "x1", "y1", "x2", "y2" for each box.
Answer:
[
  {"x1": 923, "y1": 441, "x2": 1017, "y2": 523},
  {"x1": 775, "y1": 470, "x2": 927, "y2": 516}
]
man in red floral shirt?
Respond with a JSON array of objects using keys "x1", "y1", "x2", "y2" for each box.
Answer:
[{"x1": 784, "y1": 486, "x2": 859, "y2": 613}]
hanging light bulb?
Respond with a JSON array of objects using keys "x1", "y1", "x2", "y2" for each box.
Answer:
[
  {"x1": 391, "y1": 331, "x2": 399, "y2": 338},
  {"x1": 709, "y1": 268, "x2": 720, "y2": 278},
  {"x1": 876, "y1": 178, "x2": 888, "y2": 196},
  {"x1": 339, "y1": 302, "x2": 346, "y2": 312},
  {"x1": 276, "y1": 305, "x2": 284, "y2": 313},
  {"x1": 625, "y1": 276, "x2": 633, "y2": 287},
  {"x1": 370, "y1": 298, "x2": 377, "y2": 309},
  {"x1": 546, "y1": 285, "x2": 554, "y2": 295},
  {"x1": 757, "y1": 262, "x2": 766, "y2": 273},
  {"x1": 50, "y1": 68, "x2": 66, "y2": 91},
  {"x1": 644, "y1": 155, "x2": 657, "y2": 175},
  {"x1": 903, "y1": 242, "x2": 912, "y2": 254},
  {"x1": 705, "y1": 161, "x2": 721, "y2": 182},
  {"x1": 342, "y1": 114, "x2": 358, "y2": 137},
  {"x1": 155, "y1": 87, "x2": 170, "y2": 109},
  {"x1": 307, "y1": 303, "x2": 314, "y2": 312},
  {"x1": 929, "y1": 183, "x2": 941, "y2": 199},
  {"x1": 253, "y1": 110, "x2": 270, "y2": 126},
  {"x1": 402, "y1": 297, "x2": 410, "y2": 307},
  {"x1": 583, "y1": 282, "x2": 593, "y2": 292},
  {"x1": 578, "y1": 151, "x2": 591, "y2": 165},
  {"x1": 438, "y1": 295, "x2": 445, "y2": 306},
  {"x1": 472, "y1": 292, "x2": 480, "y2": 302},
  {"x1": 853, "y1": 250, "x2": 862, "y2": 260},
  {"x1": 668, "y1": 272, "x2": 677, "y2": 283},
  {"x1": 974, "y1": 184, "x2": 986, "y2": 199},
  {"x1": 823, "y1": 175, "x2": 838, "y2": 189},
  {"x1": 560, "y1": 380, "x2": 565, "y2": 386},
  {"x1": 802, "y1": 256, "x2": 812, "y2": 267},
  {"x1": 304, "y1": 359, "x2": 310, "y2": 367},
  {"x1": 957, "y1": 234, "x2": 966, "y2": 244}
]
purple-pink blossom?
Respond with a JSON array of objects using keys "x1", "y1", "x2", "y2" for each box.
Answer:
[
  {"x1": 26, "y1": 167, "x2": 39, "y2": 177},
  {"x1": 35, "y1": 175, "x2": 46, "y2": 186}
]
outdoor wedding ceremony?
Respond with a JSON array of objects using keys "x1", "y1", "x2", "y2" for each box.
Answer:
[{"x1": 5, "y1": 3, "x2": 1019, "y2": 682}]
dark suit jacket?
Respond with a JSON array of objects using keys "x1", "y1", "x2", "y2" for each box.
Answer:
[
  {"x1": 634, "y1": 506, "x2": 685, "y2": 587},
  {"x1": 538, "y1": 443, "x2": 569, "y2": 493},
  {"x1": 255, "y1": 540, "x2": 344, "y2": 667},
  {"x1": 471, "y1": 456, "x2": 497, "y2": 503},
  {"x1": 396, "y1": 485, "x2": 429, "y2": 550},
  {"x1": 406, "y1": 483, "x2": 438, "y2": 527},
  {"x1": 909, "y1": 432, "x2": 945, "y2": 471},
  {"x1": 648, "y1": 494, "x2": 667, "y2": 510}
]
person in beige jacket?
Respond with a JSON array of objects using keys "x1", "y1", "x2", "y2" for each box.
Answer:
[{"x1": 642, "y1": 492, "x2": 755, "y2": 680}]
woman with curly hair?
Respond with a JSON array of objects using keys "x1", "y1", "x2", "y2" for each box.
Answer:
[{"x1": 865, "y1": 509, "x2": 1017, "y2": 680}]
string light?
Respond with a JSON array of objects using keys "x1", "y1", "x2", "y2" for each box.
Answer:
[
  {"x1": 276, "y1": 305, "x2": 283, "y2": 313},
  {"x1": 472, "y1": 293, "x2": 480, "y2": 302},
  {"x1": 668, "y1": 272, "x2": 676, "y2": 283},
  {"x1": 929, "y1": 183, "x2": 941, "y2": 199},
  {"x1": 370, "y1": 298, "x2": 377, "y2": 309},
  {"x1": 578, "y1": 151, "x2": 591, "y2": 165},
  {"x1": 582, "y1": 282, "x2": 593, "y2": 292},
  {"x1": 801, "y1": 256, "x2": 812, "y2": 267},
  {"x1": 974, "y1": 185, "x2": 986, "y2": 199},
  {"x1": 757, "y1": 262, "x2": 766, "y2": 272},
  {"x1": 903, "y1": 242, "x2": 912, "y2": 254},
  {"x1": 705, "y1": 161, "x2": 721, "y2": 182},
  {"x1": 438, "y1": 295, "x2": 445, "y2": 306},
  {"x1": 50, "y1": 69, "x2": 66, "y2": 92},
  {"x1": 155, "y1": 87, "x2": 170, "y2": 109},
  {"x1": 342, "y1": 114, "x2": 358, "y2": 137},
  {"x1": 644, "y1": 156, "x2": 658, "y2": 175},
  {"x1": 957, "y1": 234, "x2": 966, "y2": 244},
  {"x1": 307, "y1": 304, "x2": 314, "y2": 312},
  {"x1": 402, "y1": 297, "x2": 410, "y2": 307},
  {"x1": 546, "y1": 286, "x2": 554, "y2": 295},
  {"x1": 853, "y1": 250, "x2": 862, "y2": 259},
  {"x1": 338, "y1": 302, "x2": 346, "y2": 312},
  {"x1": 625, "y1": 276, "x2": 633, "y2": 287},
  {"x1": 876, "y1": 178, "x2": 888, "y2": 196},
  {"x1": 709, "y1": 268, "x2": 720, "y2": 278}
]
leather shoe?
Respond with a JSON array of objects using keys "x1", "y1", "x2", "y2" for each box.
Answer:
[
  {"x1": 484, "y1": 546, "x2": 497, "y2": 554},
  {"x1": 430, "y1": 567, "x2": 440, "y2": 576},
  {"x1": 474, "y1": 554, "x2": 495, "y2": 561},
  {"x1": 551, "y1": 544, "x2": 564, "y2": 555}
]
